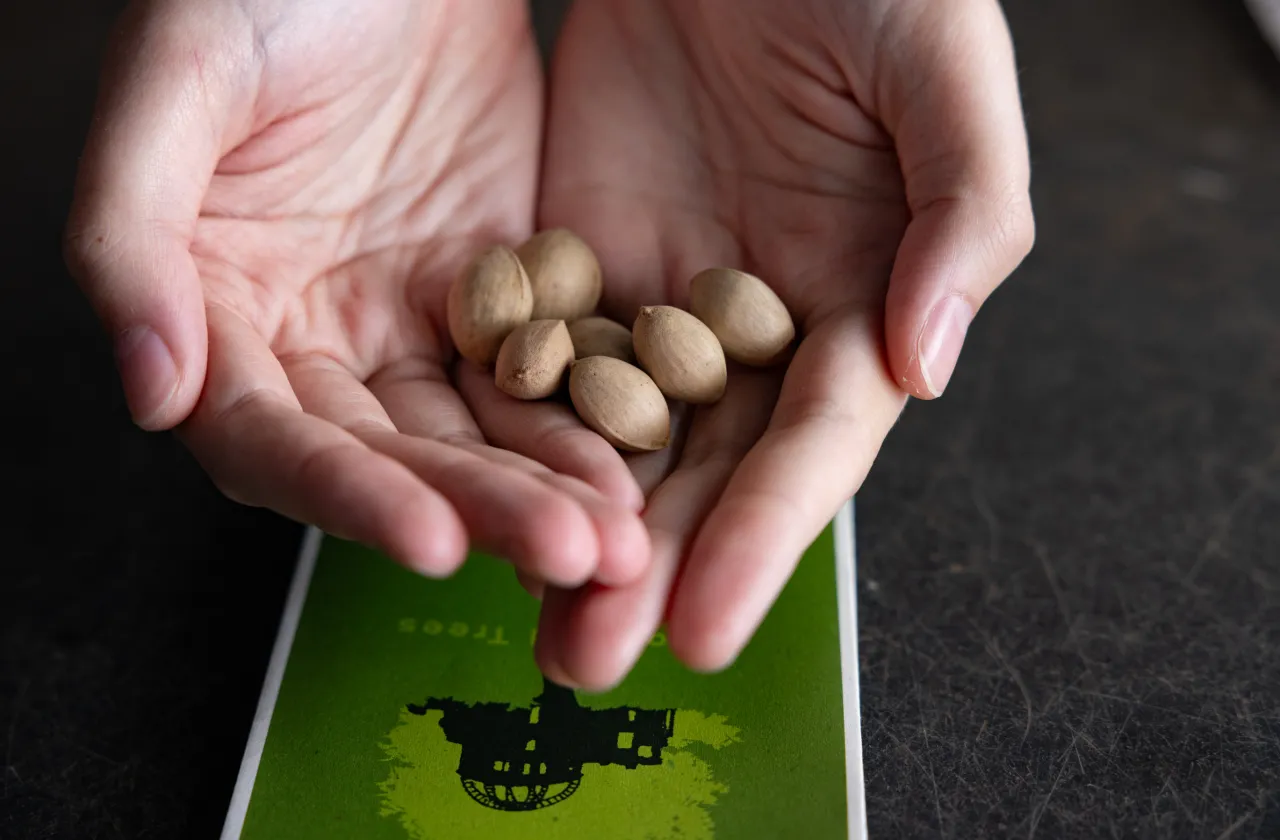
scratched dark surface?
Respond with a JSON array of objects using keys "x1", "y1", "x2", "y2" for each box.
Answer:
[
  {"x1": 1, "y1": 0, "x2": 1278, "y2": 839},
  {"x1": 856, "y1": 1, "x2": 1280, "y2": 837}
]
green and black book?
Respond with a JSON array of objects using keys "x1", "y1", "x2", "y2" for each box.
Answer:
[{"x1": 220, "y1": 502, "x2": 866, "y2": 839}]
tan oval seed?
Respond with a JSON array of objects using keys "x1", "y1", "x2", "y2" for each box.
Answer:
[
  {"x1": 567, "y1": 316, "x2": 635, "y2": 364},
  {"x1": 495, "y1": 319, "x2": 575, "y2": 400},
  {"x1": 447, "y1": 245, "x2": 534, "y2": 366},
  {"x1": 569, "y1": 356, "x2": 670, "y2": 452},
  {"x1": 515, "y1": 229, "x2": 603, "y2": 321},
  {"x1": 689, "y1": 267, "x2": 795, "y2": 366},
  {"x1": 632, "y1": 305, "x2": 726, "y2": 404}
]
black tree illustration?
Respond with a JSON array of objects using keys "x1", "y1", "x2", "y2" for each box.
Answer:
[{"x1": 407, "y1": 677, "x2": 677, "y2": 811}]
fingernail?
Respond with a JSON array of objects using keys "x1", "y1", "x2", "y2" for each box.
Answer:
[
  {"x1": 917, "y1": 296, "x2": 973, "y2": 397},
  {"x1": 115, "y1": 327, "x2": 178, "y2": 428}
]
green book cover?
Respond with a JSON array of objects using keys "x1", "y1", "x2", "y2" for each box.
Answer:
[{"x1": 220, "y1": 501, "x2": 866, "y2": 839}]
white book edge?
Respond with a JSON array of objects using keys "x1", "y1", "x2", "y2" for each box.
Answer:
[
  {"x1": 219, "y1": 525, "x2": 322, "y2": 840},
  {"x1": 836, "y1": 499, "x2": 869, "y2": 840},
  {"x1": 221, "y1": 502, "x2": 867, "y2": 839}
]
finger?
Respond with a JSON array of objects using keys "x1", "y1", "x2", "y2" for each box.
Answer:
[
  {"x1": 367, "y1": 357, "x2": 484, "y2": 442},
  {"x1": 461, "y1": 441, "x2": 651, "y2": 587},
  {"x1": 516, "y1": 569, "x2": 545, "y2": 601},
  {"x1": 535, "y1": 479, "x2": 713, "y2": 692},
  {"x1": 536, "y1": 366, "x2": 781, "y2": 691},
  {"x1": 369, "y1": 359, "x2": 649, "y2": 586},
  {"x1": 456, "y1": 361, "x2": 645, "y2": 511},
  {"x1": 878, "y1": 0, "x2": 1035, "y2": 399},
  {"x1": 360, "y1": 430, "x2": 605, "y2": 589},
  {"x1": 536, "y1": 472, "x2": 650, "y2": 586},
  {"x1": 179, "y1": 305, "x2": 468, "y2": 576},
  {"x1": 533, "y1": 586, "x2": 578, "y2": 688},
  {"x1": 63, "y1": 3, "x2": 251, "y2": 429},
  {"x1": 665, "y1": 312, "x2": 906, "y2": 671},
  {"x1": 280, "y1": 353, "x2": 397, "y2": 436}
]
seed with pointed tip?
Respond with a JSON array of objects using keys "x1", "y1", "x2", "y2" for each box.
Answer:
[
  {"x1": 495, "y1": 319, "x2": 575, "y2": 400},
  {"x1": 632, "y1": 305, "x2": 726, "y2": 404},
  {"x1": 689, "y1": 267, "x2": 795, "y2": 366},
  {"x1": 568, "y1": 356, "x2": 670, "y2": 452}
]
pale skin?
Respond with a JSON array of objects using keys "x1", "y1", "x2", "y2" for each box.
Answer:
[{"x1": 66, "y1": 0, "x2": 1033, "y2": 691}]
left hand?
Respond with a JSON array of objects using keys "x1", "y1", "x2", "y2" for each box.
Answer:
[
  {"x1": 503, "y1": 0, "x2": 1035, "y2": 690},
  {"x1": 63, "y1": 0, "x2": 649, "y2": 590}
]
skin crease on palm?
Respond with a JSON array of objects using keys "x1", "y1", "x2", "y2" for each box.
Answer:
[
  {"x1": 65, "y1": 0, "x2": 1034, "y2": 693},
  {"x1": 525, "y1": 0, "x2": 1034, "y2": 691},
  {"x1": 66, "y1": 0, "x2": 655, "y2": 596}
]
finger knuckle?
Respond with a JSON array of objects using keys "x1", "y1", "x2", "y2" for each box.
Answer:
[
  {"x1": 1006, "y1": 196, "x2": 1037, "y2": 261},
  {"x1": 189, "y1": 443, "x2": 257, "y2": 508},
  {"x1": 987, "y1": 185, "x2": 1036, "y2": 268},
  {"x1": 192, "y1": 445, "x2": 258, "y2": 508},
  {"x1": 529, "y1": 493, "x2": 584, "y2": 537},
  {"x1": 62, "y1": 222, "x2": 124, "y2": 284},
  {"x1": 294, "y1": 444, "x2": 362, "y2": 491},
  {"x1": 211, "y1": 476, "x2": 254, "y2": 508}
]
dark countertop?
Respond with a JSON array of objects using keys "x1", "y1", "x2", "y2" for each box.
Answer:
[
  {"x1": 858, "y1": 1, "x2": 1280, "y2": 836},
  {"x1": 1, "y1": 0, "x2": 1277, "y2": 838}
]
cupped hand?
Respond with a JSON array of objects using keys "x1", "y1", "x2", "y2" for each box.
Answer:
[
  {"x1": 523, "y1": 0, "x2": 1035, "y2": 689},
  {"x1": 64, "y1": 0, "x2": 649, "y2": 588}
]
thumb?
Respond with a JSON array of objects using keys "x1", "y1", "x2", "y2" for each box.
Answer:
[
  {"x1": 64, "y1": 2, "x2": 242, "y2": 429},
  {"x1": 879, "y1": 0, "x2": 1036, "y2": 399}
]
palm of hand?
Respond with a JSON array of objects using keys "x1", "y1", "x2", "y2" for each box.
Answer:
[
  {"x1": 196, "y1": 2, "x2": 535, "y2": 383},
  {"x1": 543, "y1": 1, "x2": 911, "y2": 318},
  {"x1": 70, "y1": 0, "x2": 649, "y2": 591},
  {"x1": 528, "y1": 0, "x2": 1027, "y2": 689}
]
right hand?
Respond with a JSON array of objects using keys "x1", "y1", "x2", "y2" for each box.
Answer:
[
  {"x1": 64, "y1": 0, "x2": 650, "y2": 589},
  {"x1": 525, "y1": 0, "x2": 1034, "y2": 689}
]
